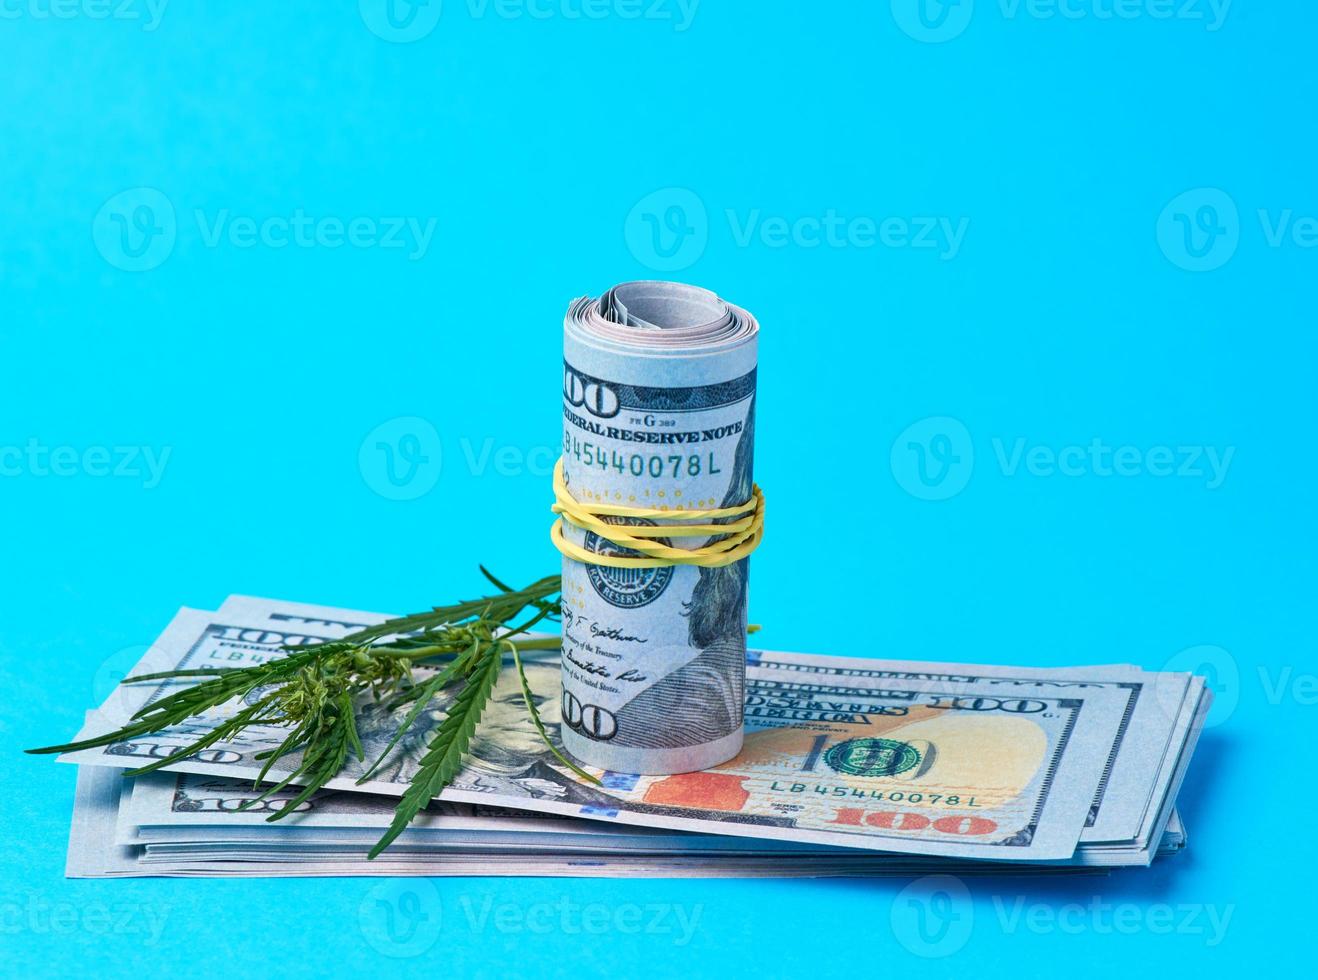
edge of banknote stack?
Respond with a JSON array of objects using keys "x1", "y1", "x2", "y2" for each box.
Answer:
[{"x1": 53, "y1": 594, "x2": 1209, "y2": 878}]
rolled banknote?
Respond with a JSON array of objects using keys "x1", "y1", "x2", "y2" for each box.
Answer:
[{"x1": 558, "y1": 281, "x2": 760, "y2": 774}]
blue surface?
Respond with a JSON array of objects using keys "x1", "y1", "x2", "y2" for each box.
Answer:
[{"x1": 1, "y1": 2, "x2": 1314, "y2": 976}]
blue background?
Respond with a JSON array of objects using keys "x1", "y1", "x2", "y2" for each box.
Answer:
[{"x1": 1, "y1": 1, "x2": 1313, "y2": 976}]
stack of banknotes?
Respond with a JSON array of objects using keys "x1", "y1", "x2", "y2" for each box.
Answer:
[{"x1": 59, "y1": 596, "x2": 1209, "y2": 878}]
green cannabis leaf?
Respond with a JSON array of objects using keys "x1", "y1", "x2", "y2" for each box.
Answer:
[
  {"x1": 368, "y1": 641, "x2": 504, "y2": 860},
  {"x1": 27, "y1": 568, "x2": 599, "y2": 858}
]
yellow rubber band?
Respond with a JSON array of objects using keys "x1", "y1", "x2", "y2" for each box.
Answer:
[{"x1": 550, "y1": 457, "x2": 764, "y2": 570}]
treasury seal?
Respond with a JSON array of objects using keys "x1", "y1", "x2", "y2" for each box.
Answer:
[
  {"x1": 583, "y1": 516, "x2": 673, "y2": 609},
  {"x1": 824, "y1": 737, "x2": 922, "y2": 778}
]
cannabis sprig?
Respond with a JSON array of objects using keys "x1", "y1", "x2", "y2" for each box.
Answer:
[{"x1": 28, "y1": 568, "x2": 598, "y2": 858}]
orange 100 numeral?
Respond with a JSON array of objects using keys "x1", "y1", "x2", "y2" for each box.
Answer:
[{"x1": 829, "y1": 808, "x2": 998, "y2": 836}]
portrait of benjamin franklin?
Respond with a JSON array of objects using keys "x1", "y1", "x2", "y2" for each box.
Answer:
[{"x1": 606, "y1": 396, "x2": 755, "y2": 748}]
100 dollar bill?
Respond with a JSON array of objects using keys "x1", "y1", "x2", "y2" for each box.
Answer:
[
  {"x1": 63, "y1": 608, "x2": 1132, "y2": 860},
  {"x1": 558, "y1": 283, "x2": 761, "y2": 774},
  {"x1": 218, "y1": 593, "x2": 1191, "y2": 846}
]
